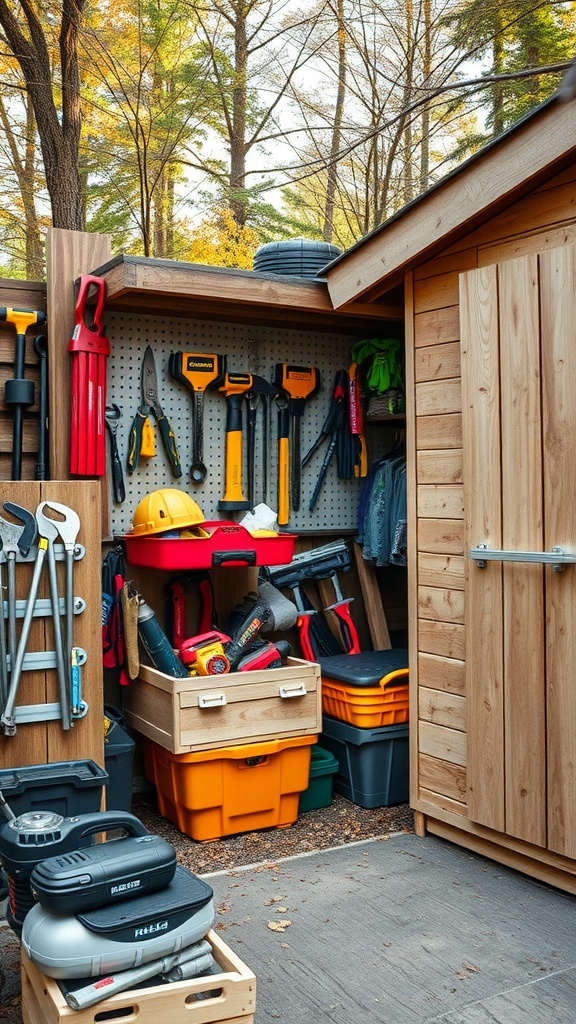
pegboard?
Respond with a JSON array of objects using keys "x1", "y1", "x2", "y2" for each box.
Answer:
[{"x1": 104, "y1": 312, "x2": 375, "y2": 537}]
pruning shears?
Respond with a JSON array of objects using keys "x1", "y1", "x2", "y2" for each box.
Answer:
[{"x1": 127, "y1": 346, "x2": 182, "y2": 477}]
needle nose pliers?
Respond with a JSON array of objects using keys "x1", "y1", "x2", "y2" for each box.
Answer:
[{"x1": 127, "y1": 346, "x2": 182, "y2": 477}]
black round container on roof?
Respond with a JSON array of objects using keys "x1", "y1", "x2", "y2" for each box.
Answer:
[{"x1": 253, "y1": 238, "x2": 341, "y2": 278}]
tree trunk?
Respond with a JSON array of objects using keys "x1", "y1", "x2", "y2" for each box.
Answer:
[
  {"x1": 323, "y1": 0, "x2": 347, "y2": 244},
  {"x1": 0, "y1": 0, "x2": 85, "y2": 231},
  {"x1": 230, "y1": 1, "x2": 248, "y2": 227}
]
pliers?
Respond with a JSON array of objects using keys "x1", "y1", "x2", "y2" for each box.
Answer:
[
  {"x1": 302, "y1": 370, "x2": 347, "y2": 510},
  {"x1": 127, "y1": 346, "x2": 182, "y2": 477}
]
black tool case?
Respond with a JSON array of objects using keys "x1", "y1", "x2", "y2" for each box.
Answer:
[{"x1": 30, "y1": 834, "x2": 177, "y2": 915}]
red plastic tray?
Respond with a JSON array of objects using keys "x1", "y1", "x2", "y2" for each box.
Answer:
[{"x1": 123, "y1": 522, "x2": 296, "y2": 570}]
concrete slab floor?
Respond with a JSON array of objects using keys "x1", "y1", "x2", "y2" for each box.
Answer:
[
  {"x1": 206, "y1": 832, "x2": 576, "y2": 1024},
  {"x1": 1, "y1": 832, "x2": 575, "y2": 1023}
]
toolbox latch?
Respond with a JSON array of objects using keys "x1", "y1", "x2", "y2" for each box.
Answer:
[
  {"x1": 279, "y1": 683, "x2": 307, "y2": 699},
  {"x1": 198, "y1": 692, "x2": 227, "y2": 708}
]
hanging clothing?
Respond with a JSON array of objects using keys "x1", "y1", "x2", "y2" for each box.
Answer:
[{"x1": 357, "y1": 452, "x2": 407, "y2": 567}]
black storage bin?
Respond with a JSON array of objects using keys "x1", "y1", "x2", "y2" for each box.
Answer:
[
  {"x1": 104, "y1": 706, "x2": 135, "y2": 812},
  {"x1": 320, "y1": 716, "x2": 409, "y2": 809},
  {"x1": 0, "y1": 760, "x2": 107, "y2": 819}
]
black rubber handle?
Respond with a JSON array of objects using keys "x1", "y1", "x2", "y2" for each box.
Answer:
[{"x1": 212, "y1": 550, "x2": 257, "y2": 566}]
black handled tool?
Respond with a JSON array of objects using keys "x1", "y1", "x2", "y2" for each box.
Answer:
[
  {"x1": 105, "y1": 404, "x2": 126, "y2": 503},
  {"x1": 127, "y1": 346, "x2": 181, "y2": 477},
  {"x1": 274, "y1": 364, "x2": 320, "y2": 513}
]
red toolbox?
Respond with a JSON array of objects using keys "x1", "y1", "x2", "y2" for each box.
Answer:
[{"x1": 123, "y1": 522, "x2": 296, "y2": 569}]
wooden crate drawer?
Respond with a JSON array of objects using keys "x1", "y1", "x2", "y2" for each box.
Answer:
[
  {"x1": 21, "y1": 929, "x2": 256, "y2": 1024},
  {"x1": 123, "y1": 658, "x2": 321, "y2": 753}
]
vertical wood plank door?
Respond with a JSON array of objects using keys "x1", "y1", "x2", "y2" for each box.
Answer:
[{"x1": 460, "y1": 245, "x2": 576, "y2": 857}]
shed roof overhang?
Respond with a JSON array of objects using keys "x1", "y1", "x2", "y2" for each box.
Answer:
[
  {"x1": 324, "y1": 95, "x2": 576, "y2": 309},
  {"x1": 93, "y1": 253, "x2": 403, "y2": 332}
]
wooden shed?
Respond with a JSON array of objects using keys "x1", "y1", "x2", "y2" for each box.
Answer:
[
  {"x1": 324, "y1": 94, "x2": 576, "y2": 892},
  {"x1": 2, "y1": 91, "x2": 575, "y2": 895}
]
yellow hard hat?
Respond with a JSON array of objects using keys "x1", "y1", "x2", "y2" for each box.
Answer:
[{"x1": 130, "y1": 488, "x2": 205, "y2": 537}]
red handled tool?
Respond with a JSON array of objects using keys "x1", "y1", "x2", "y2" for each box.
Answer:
[
  {"x1": 69, "y1": 275, "x2": 110, "y2": 476},
  {"x1": 348, "y1": 362, "x2": 368, "y2": 478}
]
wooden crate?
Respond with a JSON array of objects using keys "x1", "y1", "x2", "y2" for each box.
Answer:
[
  {"x1": 123, "y1": 657, "x2": 321, "y2": 753},
  {"x1": 21, "y1": 928, "x2": 256, "y2": 1024}
]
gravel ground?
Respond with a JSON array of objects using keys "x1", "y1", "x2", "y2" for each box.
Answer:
[{"x1": 133, "y1": 789, "x2": 415, "y2": 874}]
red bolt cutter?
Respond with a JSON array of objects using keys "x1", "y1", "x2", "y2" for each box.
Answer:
[{"x1": 69, "y1": 275, "x2": 110, "y2": 476}]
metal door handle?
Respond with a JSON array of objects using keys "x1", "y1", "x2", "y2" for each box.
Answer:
[{"x1": 470, "y1": 544, "x2": 576, "y2": 572}]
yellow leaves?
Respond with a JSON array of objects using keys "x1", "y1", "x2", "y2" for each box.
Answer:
[{"x1": 185, "y1": 207, "x2": 260, "y2": 269}]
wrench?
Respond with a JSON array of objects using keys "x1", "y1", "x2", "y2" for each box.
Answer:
[
  {"x1": 1, "y1": 530, "x2": 54, "y2": 735},
  {"x1": 105, "y1": 404, "x2": 126, "y2": 503},
  {"x1": 0, "y1": 504, "x2": 37, "y2": 679},
  {"x1": 37, "y1": 501, "x2": 81, "y2": 717}
]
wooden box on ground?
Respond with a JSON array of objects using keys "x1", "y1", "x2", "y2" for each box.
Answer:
[
  {"x1": 123, "y1": 658, "x2": 321, "y2": 753},
  {"x1": 21, "y1": 928, "x2": 256, "y2": 1024}
]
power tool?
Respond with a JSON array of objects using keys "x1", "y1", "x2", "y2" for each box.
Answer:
[{"x1": 177, "y1": 630, "x2": 232, "y2": 675}]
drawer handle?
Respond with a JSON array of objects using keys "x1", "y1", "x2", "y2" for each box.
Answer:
[
  {"x1": 279, "y1": 683, "x2": 307, "y2": 699},
  {"x1": 198, "y1": 692, "x2": 227, "y2": 708}
]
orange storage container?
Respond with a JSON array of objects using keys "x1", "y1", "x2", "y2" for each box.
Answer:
[
  {"x1": 320, "y1": 650, "x2": 409, "y2": 728},
  {"x1": 147, "y1": 735, "x2": 317, "y2": 841}
]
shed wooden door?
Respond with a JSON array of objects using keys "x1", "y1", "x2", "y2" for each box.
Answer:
[{"x1": 460, "y1": 245, "x2": 576, "y2": 858}]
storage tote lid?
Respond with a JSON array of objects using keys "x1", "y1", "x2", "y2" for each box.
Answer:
[{"x1": 319, "y1": 649, "x2": 408, "y2": 686}]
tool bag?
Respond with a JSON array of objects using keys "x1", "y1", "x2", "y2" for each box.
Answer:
[{"x1": 102, "y1": 546, "x2": 129, "y2": 683}]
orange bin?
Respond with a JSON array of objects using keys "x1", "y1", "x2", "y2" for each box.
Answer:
[
  {"x1": 146, "y1": 735, "x2": 317, "y2": 841},
  {"x1": 320, "y1": 649, "x2": 409, "y2": 728}
]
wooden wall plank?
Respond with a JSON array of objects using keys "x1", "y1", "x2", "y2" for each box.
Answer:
[
  {"x1": 417, "y1": 552, "x2": 465, "y2": 589},
  {"x1": 418, "y1": 585, "x2": 464, "y2": 623},
  {"x1": 419, "y1": 720, "x2": 466, "y2": 766},
  {"x1": 416, "y1": 413, "x2": 462, "y2": 450},
  {"x1": 479, "y1": 223, "x2": 576, "y2": 267},
  {"x1": 453, "y1": 181, "x2": 576, "y2": 252},
  {"x1": 417, "y1": 653, "x2": 465, "y2": 694},
  {"x1": 416, "y1": 450, "x2": 462, "y2": 484},
  {"x1": 498, "y1": 255, "x2": 546, "y2": 847},
  {"x1": 540, "y1": 244, "x2": 576, "y2": 859},
  {"x1": 417, "y1": 484, "x2": 464, "y2": 519},
  {"x1": 414, "y1": 306, "x2": 460, "y2": 347},
  {"x1": 415, "y1": 379, "x2": 462, "y2": 417},
  {"x1": 419, "y1": 687, "x2": 466, "y2": 730},
  {"x1": 414, "y1": 273, "x2": 460, "y2": 313},
  {"x1": 413, "y1": 249, "x2": 478, "y2": 281},
  {"x1": 415, "y1": 341, "x2": 461, "y2": 382},
  {"x1": 418, "y1": 619, "x2": 465, "y2": 660},
  {"x1": 418, "y1": 753, "x2": 467, "y2": 802},
  {"x1": 460, "y1": 264, "x2": 505, "y2": 833},
  {"x1": 417, "y1": 519, "x2": 463, "y2": 555}
]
